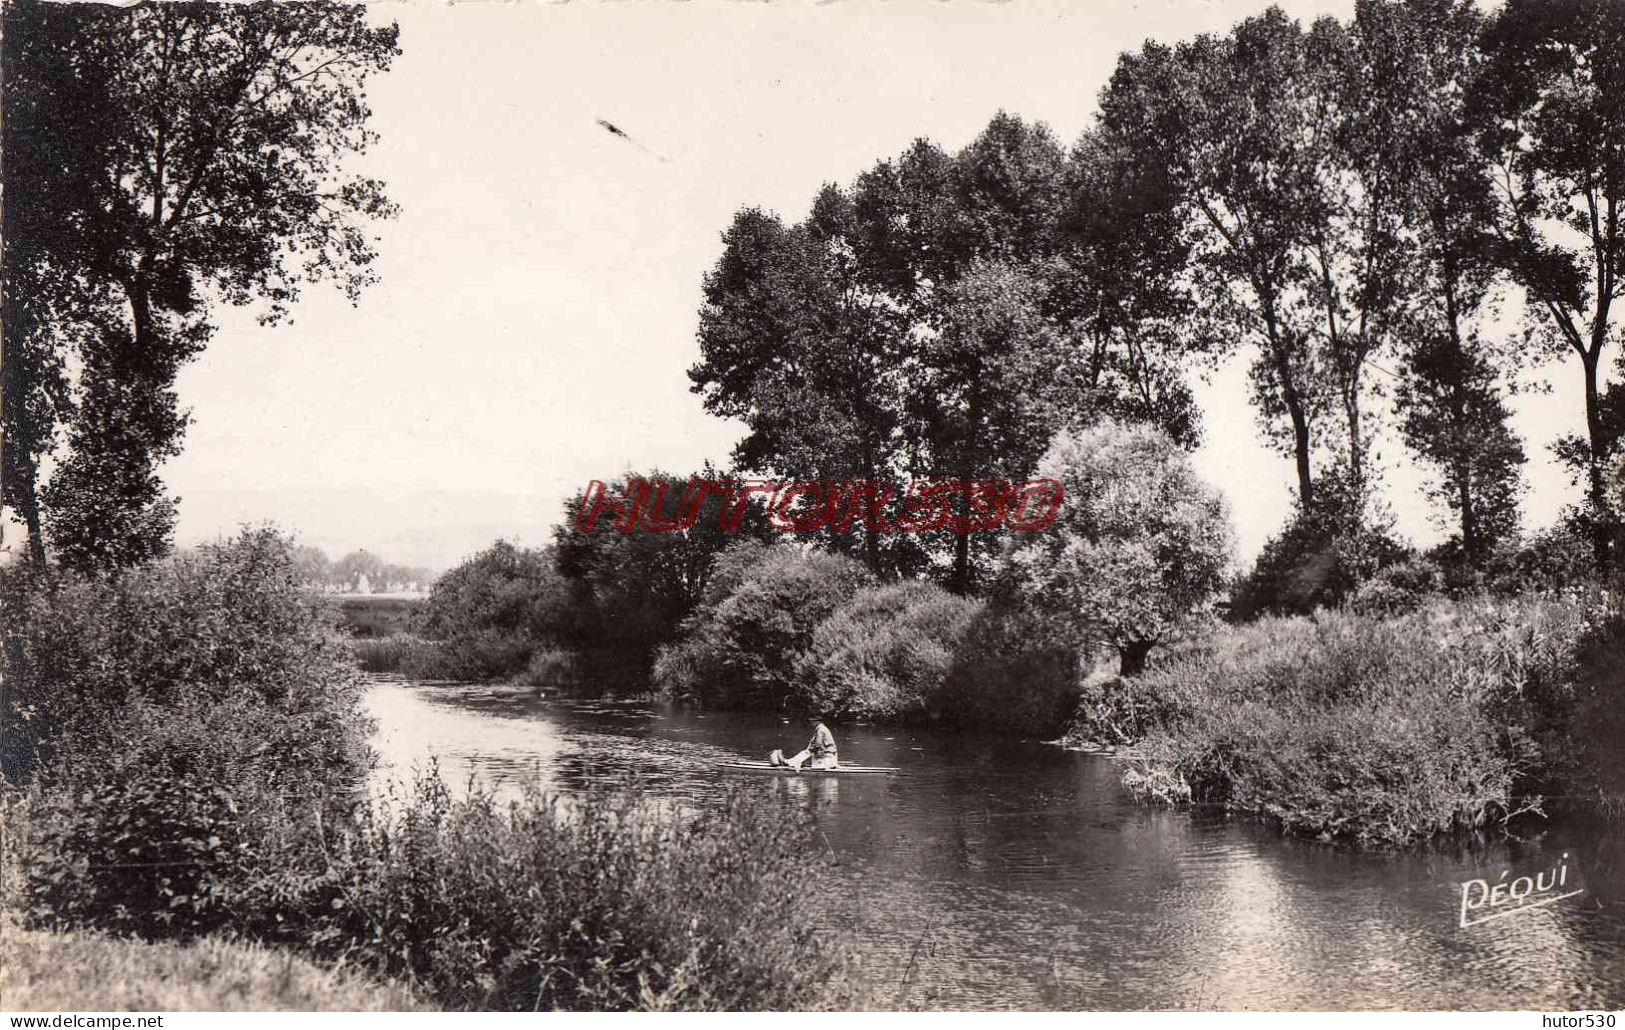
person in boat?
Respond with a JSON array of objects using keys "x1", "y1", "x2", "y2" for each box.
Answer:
[{"x1": 771, "y1": 717, "x2": 839, "y2": 770}]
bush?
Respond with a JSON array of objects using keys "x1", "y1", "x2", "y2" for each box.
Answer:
[
  {"x1": 1348, "y1": 555, "x2": 1447, "y2": 616},
  {"x1": 516, "y1": 647, "x2": 582, "y2": 689},
  {"x1": 1568, "y1": 596, "x2": 1625, "y2": 812},
  {"x1": 10, "y1": 532, "x2": 372, "y2": 940},
  {"x1": 1229, "y1": 476, "x2": 1409, "y2": 621},
  {"x1": 937, "y1": 605, "x2": 1080, "y2": 736},
  {"x1": 413, "y1": 542, "x2": 571, "y2": 682},
  {"x1": 1117, "y1": 594, "x2": 1595, "y2": 844},
  {"x1": 795, "y1": 582, "x2": 983, "y2": 721},
  {"x1": 654, "y1": 543, "x2": 872, "y2": 710},
  {"x1": 3, "y1": 527, "x2": 364, "y2": 782},
  {"x1": 251, "y1": 775, "x2": 866, "y2": 1011},
  {"x1": 1004, "y1": 421, "x2": 1236, "y2": 676}
]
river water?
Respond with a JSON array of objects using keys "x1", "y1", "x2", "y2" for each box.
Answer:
[{"x1": 364, "y1": 679, "x2": 1625, "y2": 1011}]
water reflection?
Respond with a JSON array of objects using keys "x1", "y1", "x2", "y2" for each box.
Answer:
[{"x1": 363, "y1": 680, "x2": 1625, "y2": 1010}]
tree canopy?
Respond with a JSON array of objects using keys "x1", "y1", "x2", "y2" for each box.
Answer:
[{"x1": 2, "y1": 0, "x2": 401, "y2": 571}]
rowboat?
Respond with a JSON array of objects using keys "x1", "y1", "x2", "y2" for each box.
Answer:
[{"x1": 717, "y1": 761, "x2": 899, "y2": 776}]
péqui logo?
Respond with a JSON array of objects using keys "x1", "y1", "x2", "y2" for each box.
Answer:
[{"x1": 1458, "y1": 852, "x2": 1583, "y2": 929}]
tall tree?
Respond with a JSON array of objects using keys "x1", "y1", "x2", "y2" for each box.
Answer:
[
  {"x1": 1356, "y1": 0, "x2": 1527, "y2": 565},
  {"x1": 911, "y1": 260, "x2": 1085, "y2": 593},
  {"x1": 1473, "y1": 0, "x2": 1625, "y2": 573},
  {"x1": 1053, "y1": 128, "x2": 1216, "y2": 446},
  {"x1": 1398, "y1": 333, "x2": 1526, "y2": 563},
  {"x1": 1, "y1": 0, "x2": 401, "y2": 570},
  {"x1": 691, "y1": 198, "x2": 913, "y2": 574},
  {"x1": 1099, "y1": 18, "x2": 1331, "y2": 509},
  {"x1": 1099, "y1": 7, "x2": 1424, "y2": 516}
]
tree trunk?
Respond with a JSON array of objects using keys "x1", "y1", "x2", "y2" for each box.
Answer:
[
  {"x1": 2, "y1": 325, "x2": 50, "y2": 568},
  {"x1": 1261, "y1": 316, "x2": 1315, "y2": 509},
  {"x1": 1458, "y1": 460, "x2": 1479, "y2": 566},
  {"x1": 1289, "y1": 395, "x2": 1314, "y2": 510},
  {"x1": 1582, "y1": 349, "x2": 1613, "y2": 573},
  {"x1": 19, "y1": 482, "x2": 46, "y2": 568},
  {"x1": 951, "y1": 361, "x2": 983, "y2": 596},
  {"x1": 1118, "y1": 640, "x2": 1154, "y2": 677}
]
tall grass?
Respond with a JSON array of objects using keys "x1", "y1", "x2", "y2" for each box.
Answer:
[
  {"x1": 246, "y1": 775, "x2": 866, "y2": 1011},
  {"x1": 1116, "y1": 593, "x2": 1605, "y2": 845}
]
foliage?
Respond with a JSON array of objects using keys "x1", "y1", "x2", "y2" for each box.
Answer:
[
  {"x1": 794, "y1": 581, "x2": 984, "y2": 722},
  {"x1": 1005, "y1": 422, "x2": 1235, "y2": 674},
  {"x1": 405, "y1": 541, "x2": 570, "y2": 682},
  {"x1": 1052, "y1": 128, "x2": 1215, "y2": 447},
  {"x1": 334, "y1": 597, "x2": 423, "y2": 639},
  {"x1": 1398, "y1": 332, "x2": 1526, "y2": 564},
  {"x1": 1, "y1": 0, "x2": 401, "y2": 570},
  {"x1": 348, "y1": 636, "x2": 443, "y2": 676},
  {"x1": 693, "y1": 112, "x2": 1209, "y2": 588},
  {"x1": 1355, "y1": 0, "x2": 1527, "y2": 570},
  {"x1": 1, "y1": 527, "x2": 363, "y2": 781},
  {"x1": 692, "y1": 203, "x2": 916, "y2": 575},
  {"x1": 238, "y1": 775, "x2": 865, "y2": 1011},
  {"x1": 1118, "y1": 594, "x2": 1597, "y2": 845},
  {"x1": 1568, "y1": 598, "x2": 1625, "y2": 812},
  {"x1": 22, "y1": 691, "x2": 370, "y2": 939},
  {"x1": 1097, "y1": 8, "x2": 1393, "y2": 510},
  {"x1": 516, "y1": 647, "x2": 582, "y2": 689},
  {"x1": 911, "y1": 259, "x2": 1090, "y2": 593},
  {"x1": 653, "y1": 542, "x2": 873, "y2": 710},
  {"x1": 1229, "y1": 469, "x2": 1409, "y2": 619},
  {"x1": 553, "y1": 468, "x2": 773, "y2": 691},
  {"x1": 1348, "y1": 555, "x2": 1448, "y2": 617},
  {"x1": 936, "y1": 604, "x2": 1080, "y2": 736},
  {"x1": 1473, "y1": 0, "x2": 1625, "y2": 572}
]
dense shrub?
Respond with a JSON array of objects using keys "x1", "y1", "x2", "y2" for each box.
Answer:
[
  {"x1": 515, "y1": 647, "x2": 582, "y2": 689},
  {"x1": 936, "y1": 605, "x2": 1080, "y2": 736},
  {"x1": 653, "y1": 542, "x2": 872, "y2": 710},
  {"x1": 1117, "y1": 595, "x2": 1594, "y2": 844},
  {"x1": 1229, "y1": 478, "x2": 1409, "y2": 620},
  {"x1": 403, "y1": 541, "x2": 572, "y2": 682},
  {"x1": 795, "y1": 582, "x2": 983, "y2": 721},
  {"x1": 23, "y1": 692, "x2": 364, "y2": 938},
  {"x1": 250, "y1": 775, "x2": 865, "y2": 1011},
  {"x1": 553, "y1": 470, "x2": 776, "y2": 693},
  {"x1": 6, "y1": 530, "x2": 373, "y2": 938},
  {"x1": 1567, "y1": 597, "x2": 1625, "y2": 813},
  {"x1": 2, "y1": 527, "x2": 364, "y2": 782},
  {"x1": 1348, "y1": 555, "x2": 1447, "y2": 616}
]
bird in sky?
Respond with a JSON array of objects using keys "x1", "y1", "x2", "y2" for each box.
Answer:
[{"x1": 596, "y1": 118, "x2": 669, "y2": 163}]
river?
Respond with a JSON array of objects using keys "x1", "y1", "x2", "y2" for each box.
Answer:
[{"x1": 364, "y1": 679, "x2": 1625, "y2": 1011}]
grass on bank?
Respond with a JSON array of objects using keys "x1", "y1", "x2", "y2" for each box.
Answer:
[{"x1": 0, "y1": 924, "x2": 427, "y2": 1012}]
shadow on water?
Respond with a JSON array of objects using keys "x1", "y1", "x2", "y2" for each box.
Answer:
[{"x1": 364, "y1": 679, "x2": 1625, "y2": 1011}]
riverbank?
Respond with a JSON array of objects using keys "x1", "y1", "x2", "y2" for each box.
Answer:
[
  {"x1": 361, "y1": 677, "x2": 1625, "y2": 1010},
  {"x1": 0, "y1": 923, "x2": 427, "y2": 1011},
  {"x1": 3, "y1": 531, "x2": 864, "y2": 1012},
  {"x1": 1062, "y1": 591, "x2": 1625, "y2": 845}
]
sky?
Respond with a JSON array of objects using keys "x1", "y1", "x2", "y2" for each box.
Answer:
[{"x1": 153, "y1": 0, "x2": 1592, "y2": 572}]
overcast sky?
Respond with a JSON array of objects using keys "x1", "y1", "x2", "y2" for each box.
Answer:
[{"x1": 159, "y1": 0, "x2": 1588, "y2": 571}]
